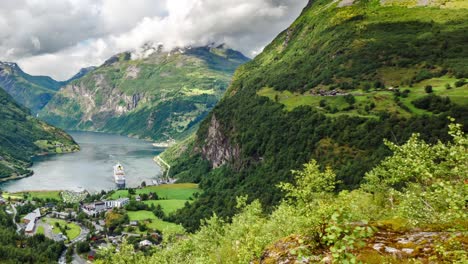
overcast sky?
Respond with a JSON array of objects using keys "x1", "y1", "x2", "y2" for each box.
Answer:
[{"x1": 0, "y1": 0, "x2": 308, "y2": 80}]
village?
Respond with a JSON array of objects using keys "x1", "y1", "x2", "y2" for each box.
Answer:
[{"x1": 0, "y1": 183, "x2": 199, "y2": 263}]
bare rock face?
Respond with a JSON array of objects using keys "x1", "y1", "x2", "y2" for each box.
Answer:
[
  {"x1": 201, "y1": 114, "x2": 240, "y2": 168},
  {"x1": 147, "y1": 111, "x2": 156, "y2": 129},
  {"x1": 338, "y1": 0, "x2": 355, "y2": 7},
  {"x1": 124, "y1": 65, "x2": 140, "y2": 79},
  {"x1": 59, "y1": 74, "x2": 145, "y2": 128}
]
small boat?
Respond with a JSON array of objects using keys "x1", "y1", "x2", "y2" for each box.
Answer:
[{"x1": 114, "y1": 163, "x2": 126, "y2": 188}]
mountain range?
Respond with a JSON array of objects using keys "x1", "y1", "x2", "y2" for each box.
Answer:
[
  {"x1": 0, "y1": 0, "x2": 467, "y2": 262},
  {"x1": 39, "y1": 45, "x2": 250, "y2": 141},
  {"x1": 0, "y1": 62, "x2": 96, "y2": 113}
]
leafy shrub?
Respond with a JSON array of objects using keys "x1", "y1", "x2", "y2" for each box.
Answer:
[
  {"x1": 425, "y1": 85, "x2": 433, "y2": 93},
  {"x1": 412, "y1": 95, "x2": 452, "y2": 113},
  {"x1": 454, "y1": 79, "x2": 466, "y2": 87}
]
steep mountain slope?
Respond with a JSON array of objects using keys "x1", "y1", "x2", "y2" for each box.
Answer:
[
  {"x1": 0, "y1": 62, "x2": 68, "y2": 113},
  {"x1": 40, "y1": 46, "x2": 249, "y2": 141},
  {"x1": 0, "y1": 86, "x2": 79, "y2": 180},
  {"x1": 165, "y1": 0, "x2": 468, "y2": 231}
]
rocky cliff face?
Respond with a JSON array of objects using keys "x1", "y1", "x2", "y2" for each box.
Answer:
[
  {"x1": 40, "y1": 46, "x2": 250, "y2": 140},
  {"x1": 57, "y1": 74, "x2": 148, "y2": 129},
  {"x1": 200, "y1": 114, "x2": 240, "y2": 168}
]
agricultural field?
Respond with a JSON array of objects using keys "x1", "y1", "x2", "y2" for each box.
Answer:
[
  {"x1": 143, "y1": 200, "x2": 189, "y2": 214},
  {"x1": 6, "y1": 191, "x2": 62, "y2": 201},
  {"x1": 110, "y1": 183, "x2": 199, "y2": 200},
  {"x1": 111, "y1": 184, "x2": 199, "y2": 234},
  {"x1": 258, "y1": 77, "x2": 468, "y2": 117},
  {"x1": 110, "y1": 183, "x2": 198, "y2": 215},
  {"x1": 127, "y1": 211, "x2": 184, "y2": 234},
  {"x1": 36, "y1": 225, "x2": 45, "y2": 235}
]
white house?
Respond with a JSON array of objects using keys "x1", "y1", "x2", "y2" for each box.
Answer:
[
  {"x1": 82, "y1": 198, "x2": 130, "y2": 216},
  {"x1": 105, "y1": 198, "x2": 129, "y2": 208},
  {"x1": 139, "y1": 240, "x2": 153, "y2": 247}
]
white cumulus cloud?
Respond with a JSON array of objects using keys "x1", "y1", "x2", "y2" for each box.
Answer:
[{"x1": 0, "y1": 0, "x2": 308, "y2": 80}]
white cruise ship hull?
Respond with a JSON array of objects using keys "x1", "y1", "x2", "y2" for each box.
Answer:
[{"x1": 114, "y1": 163, "x2": 126, "y2": 189}]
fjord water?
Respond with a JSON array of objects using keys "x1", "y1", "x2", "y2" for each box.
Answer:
[{"x1": 0, "y1": 131, "x2": 164, "y2": 192}]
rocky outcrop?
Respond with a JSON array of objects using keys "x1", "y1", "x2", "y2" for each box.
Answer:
[
  {"x1": 59, "y1": 77, "x2": 146, "y2": 127},
  {"x1": 125, "y1": 65, "x2": 140, "y2": 79},
  {"x1": 201, "y1": 114, "x2": 240, "y2": 168}
]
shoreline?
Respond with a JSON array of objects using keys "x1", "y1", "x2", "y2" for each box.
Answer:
[
  {"x1": 0, "y1": 172, "x2": 33, "y2": 183},
  {"x1": 1, "y1": 131, "x2": 167, "y2": 192},
  {"x1": 0, "y1": 148, "x2": 80, "y2": 186}
]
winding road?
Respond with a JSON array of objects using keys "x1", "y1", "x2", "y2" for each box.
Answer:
[
  {"x1": 10, "y1": 204, "x2": 22, "y2": 233},
  {"x1": 57, "y1": 222, "x2": 90, "y2": 264}
]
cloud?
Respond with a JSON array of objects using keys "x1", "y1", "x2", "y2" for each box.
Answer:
[{"x1": 1, "y1": 0, "x2": 308, "y2": 80}]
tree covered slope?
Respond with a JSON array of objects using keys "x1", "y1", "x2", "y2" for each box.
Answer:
[
  {"x1": 40, "y1": 46, "x2": 250, "y2": 141},
  {"x1": 0, "y1": 86, "x2": 79, "y2": 180},
  {"x1": 164, "y1": 0, "x2": 468, "y2": 231}
]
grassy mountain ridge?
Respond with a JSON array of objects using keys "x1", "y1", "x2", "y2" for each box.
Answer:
[
  {"x1": 0, "y1": 62, "x2": 73, "y2": 113},
  {"x1": 0, "y1": 86, "x2": 79, "y2": 180},
  {"x1": 164, "y1": 0, "x2": 468, "y2": 231},
  {"x1": 40, "y1": 46, "x2": 250, "y2": 141}
]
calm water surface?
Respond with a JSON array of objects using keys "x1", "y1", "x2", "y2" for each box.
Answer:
[{"x1": 0, "y1": 131, "x2": 164, "y2": 192}]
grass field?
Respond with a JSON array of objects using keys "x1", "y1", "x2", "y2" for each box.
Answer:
[
  {"x1": 1, "y1": 193, "x2": 22, "y2": 200},
  {"x1": 110, "y1": 183, "x2": 199, "y2": 200},
  {"x1": 45, "y1": 218, "x2": 81, "y2": 241},
  {"x1": 258, "y1": 77, "x2": 468, "y2": 117},
  {"x1": 143, "y1": 200, "x2": 189, "y2": 214},
  {"x1": 36, "y1": 225, "x2": 44, "y2": 235},
  {"x1": 109, "y1": 184, "x2": 199, "y2": 234},
  {"x1": 146, "y1": 218, "x2": 184, "y2": 234},
  {"x1": 127, "y1": 211, "x2": 157, "y2": 221},
  {"x1": 127, "y1": 210, "x2": 184, "y2": 234},
  {"x1": 8, "y1": 191, "x2": 61, "y2": 201}
]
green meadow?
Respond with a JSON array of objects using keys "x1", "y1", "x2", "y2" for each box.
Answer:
[{"x1": 258, "y1": 77, "x2": 468, "y2": 118}]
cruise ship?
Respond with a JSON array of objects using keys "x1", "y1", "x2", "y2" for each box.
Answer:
[{"x1": 114, "y1": 163, "x2": 126, "y2": 188}]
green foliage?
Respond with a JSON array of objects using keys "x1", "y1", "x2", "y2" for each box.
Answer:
[
  {"x1": 0, "y1": 206, "x2": 65, "y2": 263},
  {"x1": 454, "y1": 79, "x2": 466, "y2": 87},
  {"x1": 226, "y1": 0, "x2": 468, "y2": 94},
  {"x1": 0, "y1": 86, "x2": 78, "y2": 179},
  {"x1": 411, "y1": 94, "x2": 452, "y2": 113},
  {"x1": 279, "y1": 160, "x2": 337, "y2": 213},
  {"x1": 344, "y1": 94, "x2": 356, "y2": 105},
  {"x1": 96, "y1": 122, "x2": 467, "y2": 264},
  {"x1": 324, "y1": 211, "x2": 373, "y2": 264},
  {"x1": 364, "y1": 120, "x2": 467, "y2": 225},
  {"x1": 425, "y1": 85, "x2": 433, "y2": 93},
  {"x1": 166, "y1": 0, "x2": 468, "y2": 231},
  {"x1": 170, "y1": 86, "x2": 466, "y2": 231}
]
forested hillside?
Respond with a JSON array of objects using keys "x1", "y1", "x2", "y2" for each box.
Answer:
[
  {"x1": 100, "y1": 123, "x2": 467, "y2": 263},
  {"x1": 40, "y1": 46, "x2": 249, "y2": 141},
  {"x1": 0, "y1": 205, "x2": 65, "y2": 263},
  {"x1": 0, "y1": 86, "x2": 79, "y2": 180},
  {"x1": 163, "y1": 0, "x2": 468, "y2": 231}
]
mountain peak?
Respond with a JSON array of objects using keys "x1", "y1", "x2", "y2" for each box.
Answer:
[{"x1": 66, "y1": 66, "x2": 97, "y2": 83}]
